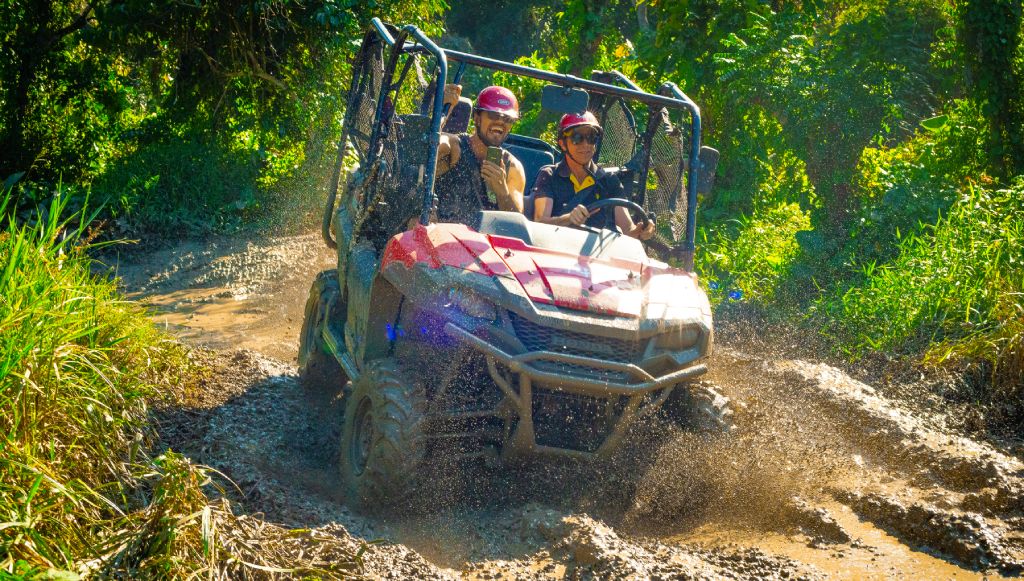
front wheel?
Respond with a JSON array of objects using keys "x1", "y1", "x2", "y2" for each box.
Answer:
[
  {"x1": 339, "y1": 359, "x2": 426, "y2": 513},
  {"x1": 661, "y1": 381, "x2": 734, "y2": 434}
]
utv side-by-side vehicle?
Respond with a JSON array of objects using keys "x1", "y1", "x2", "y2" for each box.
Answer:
[{"x1": 298, "y1": 18, "x2": 726, "y2": 511}]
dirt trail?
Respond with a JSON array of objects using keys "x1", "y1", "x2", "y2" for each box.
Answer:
[{"x1": 108, "y1": 231, "x2": 1024, "y2": 579}]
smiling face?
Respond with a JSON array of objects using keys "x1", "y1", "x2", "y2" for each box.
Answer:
[
  {"x1": 559, "y1": 127, "x2": 600, "y2": 165},
  {"x1": 474, "y1": 109, "x2": 515, "y2": 147}
]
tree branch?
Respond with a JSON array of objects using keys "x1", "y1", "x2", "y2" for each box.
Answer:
[
  {"x1": 245, "y1": 50, "x2": 288, "y2": 91},
  {"x1": 51, "y1": 0, "x2": 100, "y2": 41}
]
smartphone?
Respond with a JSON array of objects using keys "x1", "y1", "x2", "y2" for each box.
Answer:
[
  {"x1": 484, "y1": 147, "x2": 502, "y2": 204},
  {"x1": 486, "y1": 146, "x2": 502, "y2": 166}
]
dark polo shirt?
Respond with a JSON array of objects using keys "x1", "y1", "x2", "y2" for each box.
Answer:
[{"x1": 529, "y1": 160, "x2": 626, "y2": 230}]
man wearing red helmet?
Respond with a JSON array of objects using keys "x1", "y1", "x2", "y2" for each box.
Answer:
[
  {"x1": 432, "y1": 85, "x2": 527, "y2": 225},
  {"x1": 531, "y1": 112, "x2": 655, "y2": 240}
]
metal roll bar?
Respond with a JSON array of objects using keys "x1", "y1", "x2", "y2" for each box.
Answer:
[
  {"x1": 370, "y1": 19, "x2": 447, "y2": 226},
  {"x1": 363, "y1": 17, "x2": 703, "y2": 269}
]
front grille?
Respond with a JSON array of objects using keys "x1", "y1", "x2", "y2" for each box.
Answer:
[
  {"x1": 509, "y1": 312, "x2": 644, "y2": 363},
  {"x1": 532, "y1": 388, "x2": 614, "y2": 453}
]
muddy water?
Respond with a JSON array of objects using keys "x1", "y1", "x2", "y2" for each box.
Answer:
[
  {"x1": 108, "y1": 233, "x2": 334, "y2": 362},
  {"x1": 682, "y1": 515, "x2": 981, "y2": 580},
  {"x1": 111, "y1": 230, "x2": 1024, "y2": 579}
]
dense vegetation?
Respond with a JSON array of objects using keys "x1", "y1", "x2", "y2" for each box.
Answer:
[
  {"x1": 1, "y1": 0, "x2": 446, "y2": 232},
  {"x1": 1, "y1": 1, "x2": 443, "y2": 576},
  {"x1": 1, "y1": 0, "x2": 1021, "y2": 575},
  {"x1": 0, "y1": 192, "x2": 198, "y2": 576},
  {"x1": 0, "y1": 192, "x2": 367, "y2": 577}
]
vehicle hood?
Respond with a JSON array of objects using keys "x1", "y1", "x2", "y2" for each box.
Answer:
[{"x1": 381, "y1": 223, "x2": 709, "y2": 320}]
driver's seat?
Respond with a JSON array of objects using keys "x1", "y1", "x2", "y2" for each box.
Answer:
[{"x1": 501, "y1": 134, "x2": 559, "y2": 219}]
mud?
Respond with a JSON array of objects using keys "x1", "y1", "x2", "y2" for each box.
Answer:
[
  {"x1": 112, "y1": 229, "x2": 1024, "y2": 579},
  {"x1": 105, "y1": 233, "x2": 334, "y2": 362},
  {"x1": 837, "y1": 490, "x2": 1023, "y2": 574}
]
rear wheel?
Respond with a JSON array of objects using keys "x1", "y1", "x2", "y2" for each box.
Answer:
[
  {"x1": 340, "y1": 359, "x2": 426, "y2": 512},
  {"x1": 298, "y1": 270, "x2": 346, "y2": 396}
]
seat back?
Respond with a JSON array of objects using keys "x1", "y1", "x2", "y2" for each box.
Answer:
[
  {"x1": 442, "y1": 97, "x2": 473, "y2": 134},
  {"x1": 503, "y1": 134, "x2": 559, "y2": 219}
]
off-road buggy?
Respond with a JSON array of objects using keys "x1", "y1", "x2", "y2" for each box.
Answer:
[{"x1": 299, "y1": 18, "x2": 726, "y2": 511}]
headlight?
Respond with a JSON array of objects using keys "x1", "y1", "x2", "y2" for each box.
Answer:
[
  {"x1": 655, "y1": 326, "x2": 701, "y2": 351},
  {"x1": 445, "y1": 288, "x2": 497, "y2": 320}
]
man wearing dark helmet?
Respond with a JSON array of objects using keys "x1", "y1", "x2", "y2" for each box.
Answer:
[
  {"x1": 433, "y1": 85, "x2": 527, "y2": 225},
  {"x1": 531, "y1": 112, "x2": 654, "y2": 240}
]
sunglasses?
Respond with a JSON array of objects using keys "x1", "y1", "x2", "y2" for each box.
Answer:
[
  {"x1": 481, "y1": 110, "x2": 517, "y2": 124},
  {"x1": 566, "y1": 130, "x2": 600, "y2": 145}
]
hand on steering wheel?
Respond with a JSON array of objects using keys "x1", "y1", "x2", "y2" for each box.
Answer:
[
  {"x1": 583, "y1": 198, "x2": 656, "y2": 238},
  {"x1": 566, "y1": 204, "x2": 590, "y2": 226}
]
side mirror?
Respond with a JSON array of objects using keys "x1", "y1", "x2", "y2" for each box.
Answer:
[
  {"x1": 541, "y1": 85, "x2": 589, "y2": 114},
  {"x1": 696, "y1": 146, "x2": 719, "y2": 195}
]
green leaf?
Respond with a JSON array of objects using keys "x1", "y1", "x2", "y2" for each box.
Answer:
[{"x1": 919, "y1": 115, "x2": 948, "y2": 133}]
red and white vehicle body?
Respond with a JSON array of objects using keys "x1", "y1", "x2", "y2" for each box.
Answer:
[{"x1": 376, "y1": 218, "x2": 712, "y2": 458}]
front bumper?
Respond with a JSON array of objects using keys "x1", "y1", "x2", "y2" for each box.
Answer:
[{"x1": 444, "y1": 322, "x2": 707, "y2": 459}]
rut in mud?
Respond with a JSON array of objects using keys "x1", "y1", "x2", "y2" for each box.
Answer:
[{"x1": 108, "y1": 231, "x2": 1024, "y2": 579}]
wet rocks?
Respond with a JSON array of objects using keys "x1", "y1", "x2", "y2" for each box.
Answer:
[
  {"x1": 517, "y1": 509, "x2": 821, "y2": 580},
  {"x1": 961, "y1": 483, "x2": 1024, "y2": 517},
  {"x1": 674, "y1": 546, "x2": 825, "y2": 581},
  {"x1": 766, "y1": 358, "x2": 1024, "y2": 506}
]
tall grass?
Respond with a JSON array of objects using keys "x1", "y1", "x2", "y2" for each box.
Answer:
[
  {"x1": 1, "y1": 189, "x2": 195, "y2": 575},
  {"x1": 0, "y1": 191, "x2": 363, "y2": 578},
  {"x1": 814, "y1": 180, "x2": 1024, "y2": 425},
  {"x1": 697, "y1": 200, "x2": 811, "y2": 305}
]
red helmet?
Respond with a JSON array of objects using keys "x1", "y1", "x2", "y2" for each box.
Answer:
[
  {"x1": 559, "y1": 111, "x2": 601, "y2": 134},
  {"x1": 474, "y1": 86, "x2": 519, "y2": 119}
]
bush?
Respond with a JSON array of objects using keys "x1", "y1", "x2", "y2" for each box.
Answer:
[
  {"x1": 698, "y1": 199, "x2": 811, "y2": 306},
  {"x1": 0, "y1": 189, "x2": 192, "y2": 573},
  {"x1": 0, "y1": 191, "x2": 367, "y2": 577},
  {"x1": 814, "y1": 180, "x2": 1024, "y2": 367},
  {"x1": 91, "y1": 137, "x2": 259, "y2": 236},
  {"x1": 846, "y1": 98, "x2": 990, "y2": 265},
  {"x1": 696, "y1": 111, "x2": 814, "y2": 306}
]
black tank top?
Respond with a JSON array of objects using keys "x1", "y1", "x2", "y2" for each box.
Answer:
[{"x1": 434, "y1": 134, "x2": 506, "y2": 225}]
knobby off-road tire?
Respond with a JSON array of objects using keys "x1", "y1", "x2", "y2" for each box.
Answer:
[
  {"x1": 298, "y1": 270, "x2": 347, "y2": 398},
  {"x1": 340, "y1": 359, "x2": 427, "y2": 513},
  {"x1": 662, "y1": 380, "x2": 735, "y2": 434}
]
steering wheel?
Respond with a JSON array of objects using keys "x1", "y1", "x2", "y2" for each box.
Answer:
[{"x1": 584, "y1": 198, "x2": 656, "y2": 228}]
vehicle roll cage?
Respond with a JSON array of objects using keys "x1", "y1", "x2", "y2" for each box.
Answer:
[{"x1": 336, "y1": 18, "x2": 704, "y2": 270}]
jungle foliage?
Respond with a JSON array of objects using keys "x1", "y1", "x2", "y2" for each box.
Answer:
[
  {"x1": 0, "y1": 191, "x2": 368, "y2": 577},
  {"x1": 1, "y1": 0, "x2": 446, "y2": 232},
  {"x1": 1, "y1": 1, "x2": 446, "y2": 576}
]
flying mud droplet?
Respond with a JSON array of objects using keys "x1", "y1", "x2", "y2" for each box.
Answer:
[{"x1": 624, "y1": 381, "x2": 849, "y2": 537}]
